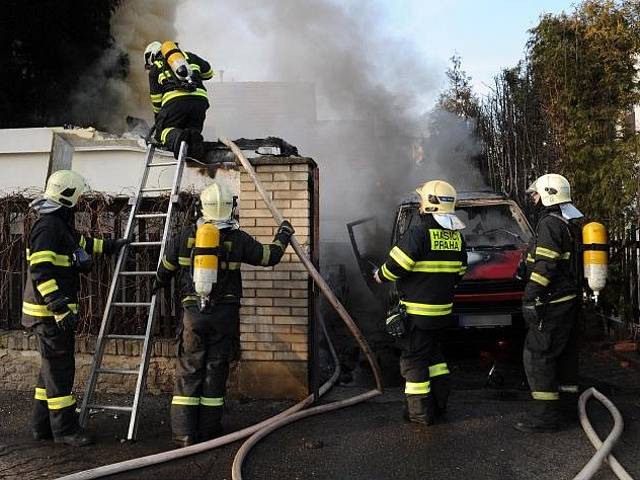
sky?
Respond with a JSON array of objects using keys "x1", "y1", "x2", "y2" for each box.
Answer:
[{"x1": 373, "y1": 0, "x2": 576, "y2": 98}]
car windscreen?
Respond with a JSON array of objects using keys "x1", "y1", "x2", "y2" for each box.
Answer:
[{"x1": 456, "y1": 204, "x2": 531, "y2": 247}]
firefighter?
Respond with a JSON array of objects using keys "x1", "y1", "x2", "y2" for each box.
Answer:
[
  {"x1": 144, "y1": 41, "x2": 214, "y2": 159},
  {"x1": 22, "y1": 170, "x2": 129, "y2": 446},
  {"x1": 374, "y1": 180, "x2": 467, "y2": 426},
  {"x1": 514, "y1": 173, "x2": 583, "y2": 433},
  {"x1": 154, "y1": 181, "x2": 295, "y2": 446}
]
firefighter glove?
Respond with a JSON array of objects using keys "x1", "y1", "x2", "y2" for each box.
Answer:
[
  {"x1": 278, "y1": 220, "x2": 295, "y2": 237},
  {"x1": 522, "y1": 301, "x2": 539, "y2": 325},
  {"x1": 45, "y1": 292, "x2": 71, "y2": 316},
  {"x1": 56, "y1": 311, "x2": 78, "y2": 333},
  {"x1": 113, "y1": 238, "x2": 131, "y2": 251}
]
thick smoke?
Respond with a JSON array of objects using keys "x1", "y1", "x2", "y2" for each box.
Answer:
[
  {"x1": 69, "y1": 1, "x2": 178, "y2": 132},
  {"x1": 107, "y1": 0, "x2": 484, "y2": 313}
]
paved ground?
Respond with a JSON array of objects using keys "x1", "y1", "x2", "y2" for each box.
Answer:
[{"x1": 0, "y1": 344, "x2": 638, "y2": 480}]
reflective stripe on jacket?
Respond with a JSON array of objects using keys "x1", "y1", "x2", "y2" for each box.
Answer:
[
  {"x1": 523, "y1": 209, "x2": 582, "y2": 304},
  {"x1": 21, "y1": 211, "x2": 113, "y2": 328},
  {"x1": 379, "y1": 214, "x2": 467, "y2": 327},
  {"x1": 148, "y1": 51, "x2": 213, "y2": 113},
  {"x1": 156, "y1": 224, "x2": 290, "y2": 305}
]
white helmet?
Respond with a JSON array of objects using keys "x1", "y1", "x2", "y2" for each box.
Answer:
[
  {"x1": 44, "y1": 170, "x2": 86, "y2": 208},
  {"x1": 415, "y1": 180, "x2": 465, "y2": 230},
  {"x1": 527, "y1": 173, "x2": 571, "y2": 206},
  {"x1": 144, "y1": 41, "x2": 162, "y2": 68},
  {"x1": 200, "y1": 182, "x2": 235, "y2": 221}
]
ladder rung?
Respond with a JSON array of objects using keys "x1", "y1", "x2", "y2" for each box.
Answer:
[
  {"x1": 129, "y1": 241, "x2": 162, "y2": 246},
  {"x1": 141, "y1": 187, "x2": 173, "y2": 193},
  {"x1": 135, "y1": 213, "x2": 168, "y2": 219},
  {"x1": 106, "y1": 334, "x2": 146, "y2": 341},
  {"x1": 97, "y1": 368, "x2": 140, "y2": 375},
  {"x1": 112, "y1": 302, "x2": 153, "y2": 307},
  {"x1": 148, "y1": 161, "x2": 178, "y2": 167},
  {"x1": 119, "y1": 271, "x2": 156, "y2": 276},
  {"x1": 91, "y1": 404, "x2": 133, "y2": 413}
]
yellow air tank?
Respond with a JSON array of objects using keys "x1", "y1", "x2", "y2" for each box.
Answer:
[
  {"x1": 582, "y1": 222, "x2": 608, "y2": 302},
  {"x1": 161, "y1": 41, "x2": 192, "y2": 81},
  {"x1": 193, "y1": 222, "x2": 220, "y2": 310}
]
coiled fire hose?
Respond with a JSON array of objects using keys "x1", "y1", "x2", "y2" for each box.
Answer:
[
  {"x1": 573, "y1": 387, "x2": 634, "y2": 480},
  {"x1": 56, "y1": 139, "x2": 383, "y2": 480}
]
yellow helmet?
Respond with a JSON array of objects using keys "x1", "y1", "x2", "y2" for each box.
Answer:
[
  {"x1": 416, "y1": 180, "x2": 457, "y2": 214},
  {"x1": 144, "y1": 41, "x2": 162, "y2": 68},
  {"x1": 44, "y1": 170, "x2": 86, "y2": 208},
  {"x1": 200, "y1": 182, "x2": 235, "y2": 221},
  {"x1": 527, "y1": 173, "x2": 571, "y2": 206}
]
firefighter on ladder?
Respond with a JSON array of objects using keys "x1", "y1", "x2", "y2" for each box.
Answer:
[
  {"x1": 374, "y1": 180, "x2": 467, "y2": 426},
  {"x1": 154, "y1": 181, "x2": 295, "y2": 446},
  {"x1": 144, "y1": 41, "x2": 214, "y2": 160},
  {"x1": 22, "y1": 170, "x2": 129, "y2": 446},
  {"x1": 515, "y1": 173, "x2": 584, "y2": 432}
]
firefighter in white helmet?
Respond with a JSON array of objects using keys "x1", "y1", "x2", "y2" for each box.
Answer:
[
  {"x1": 144, "y1": 40, "x2": 214, "y2": 159},
  {"x1": 154, "y1": 181, "x2": 295, "y2": 446},
  {"x1": 515, "y1": 173, "x2": 584, "y2": 433},
  {"x1": 22, "y1": 170, "x2": 129, "y2": 446},
  {"x1": 374, "y1": 180, "x2": 467, "y2": 426}
]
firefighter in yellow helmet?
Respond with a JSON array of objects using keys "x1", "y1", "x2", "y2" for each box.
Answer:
[
  {"x1": 515, "y1": 173, "x2": 584, "y2": 433},
  {"x1": 375, "y1": 180, "x2": 467, "y2": 425},
  {"x1": 144, "y1": 40, "x2": 214, "y2": 159},
  {"x1": 154, "y1": 181, "x2": 295, "y2": 446},
  {"x1": 22, "y1": 170, "x2": 129, "y2": 446}
]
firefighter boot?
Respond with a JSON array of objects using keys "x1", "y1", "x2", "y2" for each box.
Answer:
[
  {"x1": 430, "y1": 375, "x2": 451, "y2": 417},
  {"x1": 31, "y1": 397, "x2": 52, "y2": 440},
  {"x1": 199, "y1": 405, "x2": 224, "y2": 441},
  {"x1": 514, "y1": 400, "x2": 560, "y2": 433},
  {"x1": 54, "y1": 430, "x2": 93, "y2": 447},
  {"x1": 559, "y1": 391, "x2": 580, "y2": 425},
  {"x1": 404, "y1": 394, "x2": 436, "y2": 426}
]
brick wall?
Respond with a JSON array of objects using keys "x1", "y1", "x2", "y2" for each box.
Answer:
[{"x1": 235, "y1": 157, "x2": 317, "y2": 399}]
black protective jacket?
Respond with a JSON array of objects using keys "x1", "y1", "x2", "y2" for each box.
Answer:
[
  {"x1": 148, "y1": 51, "x2": 213, "y2": 115},
  {"x1": 156, "y1": 224, "x2": 290, "y2": 306},
  {"x1": 523, "y1": 207, "x2": 583, "y2": 305},
  {"x1": 22, "y1": 209, "x2": 118, "y2": 328},
  {"x1": 379, "y1": 214, "x2": 468, "y2": 329}
]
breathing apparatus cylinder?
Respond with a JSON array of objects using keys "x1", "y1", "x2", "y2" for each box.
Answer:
[
  {"x1": 582, "y1": 222, "x2": 608, "y2": 302},
  {"x1": 193, "y1": 222, "x2": 220, "y2": 311},
  {"x1": 160, "y1": 41, "x2": 193, "y2": 83}
]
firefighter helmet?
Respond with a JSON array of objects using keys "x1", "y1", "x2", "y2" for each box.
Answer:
[
  {"x1": 415, "y1": 180, "x2": 465, "y2": 230},
  {"x1": 144, "y1": 41, "x2": 162, "y2": 68},
  {"x1": 43, "y1": 170, "x2": 86, "y2": 208},
  {"x1": 527, "y1": 174, "x2": 571, "y2": 206},
  {"x1": 416, "y1": 180, "x2": 457, "y2": 214},
  {"x1": 200, "y1": 182, "x2": 235, "y2": 221}
]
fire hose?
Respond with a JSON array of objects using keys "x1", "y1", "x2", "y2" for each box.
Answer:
[
  {"x1": 572, "y1": 387, "x2": 634, "y2": 480},
  {"x1": 55, "y1": 139, "x2": 383, "y2": 480}
]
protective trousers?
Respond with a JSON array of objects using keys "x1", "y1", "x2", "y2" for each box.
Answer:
[
  {"x1": 397, "y1": 322, "x2": 451, "y2": 424},
  {"x1": 171, "y1": 304, "x2": 240, "y2": 440},
  {"x1": 154, "y1": 97, "x2": 208, "y2": 159},
  {"x1": 523, "y1": 300, "x2": 580, "y2": 425},
  {"x1": 31, "y1": 322, "x2": 79, "y2": 437}
]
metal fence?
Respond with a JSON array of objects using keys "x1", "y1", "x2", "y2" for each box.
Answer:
[
  {"x1": 613, "y1": 226, "x2": 640, "y2": 334},
  {"x1": 0, "y1": 193, "x2": 198, "y2": 337}
]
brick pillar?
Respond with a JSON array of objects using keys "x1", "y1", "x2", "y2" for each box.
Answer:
[{"x1": 237, "y1": 158, "x2": 316, "y2": 399}]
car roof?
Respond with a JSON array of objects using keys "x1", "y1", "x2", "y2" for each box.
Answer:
[{"x1": 398, "y1": 190, "x2": 508, "y2": 206}]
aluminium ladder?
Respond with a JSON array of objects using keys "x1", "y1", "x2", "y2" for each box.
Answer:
[{"x1": 79, "y1": 141, "x2": 187, "y2": 440}]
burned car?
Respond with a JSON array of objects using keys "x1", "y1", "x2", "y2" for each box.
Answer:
[{"x1": 390, "y1": 191, "x2": 534, "y2": 329}]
